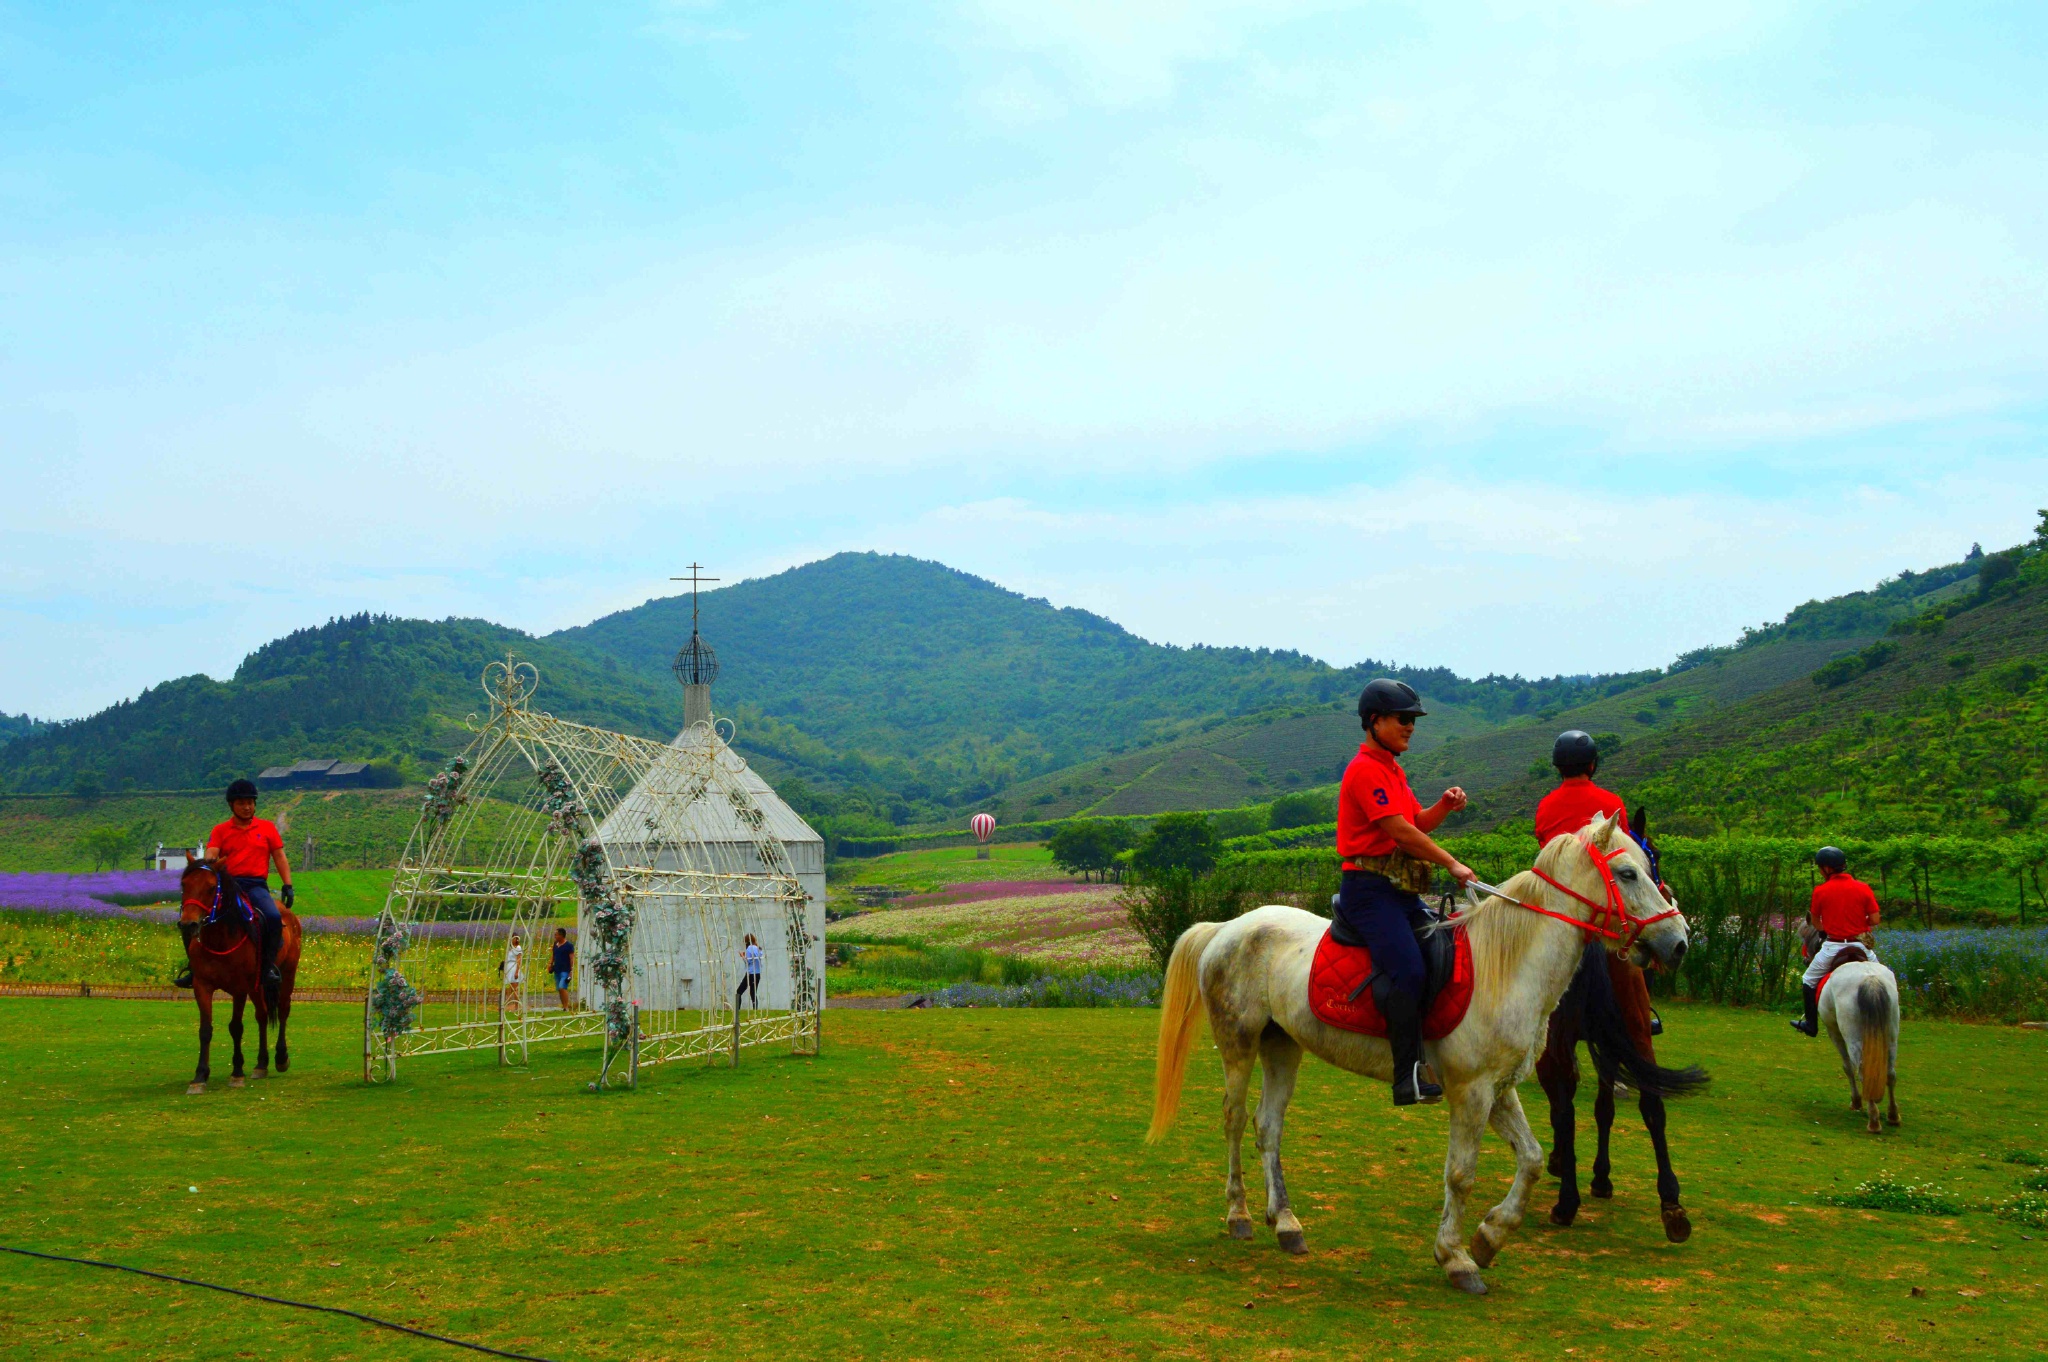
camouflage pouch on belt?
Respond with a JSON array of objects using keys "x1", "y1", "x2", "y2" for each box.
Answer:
[{"x1": 1349, "y1": 852, "x2": 1436, "y2": 894}]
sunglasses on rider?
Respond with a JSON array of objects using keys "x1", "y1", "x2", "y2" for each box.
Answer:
[{"x1": 1391, "y1": 713, "x2": 1421, "y2": 726}]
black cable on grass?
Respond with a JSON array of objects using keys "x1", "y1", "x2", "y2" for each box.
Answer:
[{"x1": 1, "y1": 1244, "x2": 564, "y2": 1361}]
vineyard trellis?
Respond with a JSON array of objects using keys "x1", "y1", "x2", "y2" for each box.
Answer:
[{"x1": 362, "y1": 656, "x2": 821, "y2": 1087}]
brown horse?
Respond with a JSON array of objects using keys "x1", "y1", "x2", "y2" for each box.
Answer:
[
  {"x1": 178, "y1": 861, "x2": 301, "y2": 1094},
  {"x1": 1536, "y1": 942, "x2": 1708, "y2": 1241}
]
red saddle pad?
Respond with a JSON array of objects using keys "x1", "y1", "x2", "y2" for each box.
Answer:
[{"x1": 1308, "y1": 924, "x2": 1473, "y2": 1039}]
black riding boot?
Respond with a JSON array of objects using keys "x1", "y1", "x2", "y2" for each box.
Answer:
[
  {"x1": 261, "y1": 917, "x2": 283, "y2": 1000},
  {"x1": 1379, "y1": 981, "x2": 1442, "y2": 1107},
  {"x1": 1789, "y1": 984, "x2": 1819, "y2": 1036}
]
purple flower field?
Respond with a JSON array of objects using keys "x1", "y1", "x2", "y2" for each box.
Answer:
[{"x1": 0, "y1": 870, "x2": 182, "y2": 914}]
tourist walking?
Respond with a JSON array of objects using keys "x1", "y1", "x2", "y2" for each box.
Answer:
[
  {"x1": 550, "y1": 927, "x2": 575, "y2": 1010},
  {"x1": 737, "y1": 933, "x2": 762, "y2": 1009},
  {"x1": 1335, "y1": 679, "x2": 1476, "y2": 1107},
  {"x1": 502, "y1": 931, "x2": 524, "y2": 1016}
]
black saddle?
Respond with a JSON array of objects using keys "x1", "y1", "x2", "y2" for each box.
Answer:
[
  {"x1": 1828, "y1": 944, "x2": 1871, "y2": 969},
  {"x1": 1329, "y1": 894, "x2": 1458, "y2": 1008}
]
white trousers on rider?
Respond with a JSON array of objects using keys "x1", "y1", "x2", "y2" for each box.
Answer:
[{"x1": 1802, "y1": 937, "x2": 1875, "y2": 987}]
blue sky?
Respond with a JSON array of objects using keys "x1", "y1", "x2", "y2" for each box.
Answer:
[{"x1": 3, "y1": 1, "x2": 2045, "y2": 718}]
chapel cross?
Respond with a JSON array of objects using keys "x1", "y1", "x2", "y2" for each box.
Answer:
[{"x1": 671, "y1": 564, "x2": 720, "y2": 635}]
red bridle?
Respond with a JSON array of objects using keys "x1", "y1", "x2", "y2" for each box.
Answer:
[{"x1": 1520, "y1": 833, "x2": 1682, "y2": 952}]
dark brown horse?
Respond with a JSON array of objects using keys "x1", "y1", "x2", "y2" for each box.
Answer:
[
  {"x1": 179, "y1": 861, "x2": 301, "y2": 1094},
  {"x1": 1537, "y1": 944, "x2": 1707, "y2": 1240}
]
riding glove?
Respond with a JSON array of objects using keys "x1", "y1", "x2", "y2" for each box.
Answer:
[{"x1": 281, "y1": 883, "x2": 295, "y2": 910}]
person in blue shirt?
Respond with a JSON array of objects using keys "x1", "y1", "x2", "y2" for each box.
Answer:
[
  {"x1": 738, "y1": 933, "x2": 763, "y2": 1009},
  {"x1": 550, "y1": 927, "x2": 575, "y2": 1011}
]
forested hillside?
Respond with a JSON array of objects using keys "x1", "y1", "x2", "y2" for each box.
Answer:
[
  {"x1": 547, "y1": 552, "x2": 1627, "y2": 814},
  {"x1": 1456, "y1": 532, "x2": 2048, "y2": 838},
  {"x1": 0, "y1": 616, "x2": 675, "y2": 793},
  {"x1": 2, "y1": 539, "x2": 2032, "y2": 844}
]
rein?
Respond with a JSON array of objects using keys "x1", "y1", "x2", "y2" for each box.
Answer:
[
  {"x1": 184, "y1": 875, "x2": 254, "y2": 958},
  {"x1": 1473, "y1": 833, "x2": 1680, "y2": 951}
]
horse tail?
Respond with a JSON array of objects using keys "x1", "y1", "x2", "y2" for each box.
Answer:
[
  {"x1": 1856, "y1": 974, "x2": 1892, "y2": 1108},
  {"x1": 1577, "y1": 943, "x2": 1710, "y2": 1100},
  {"x1": 1147, "y1": 921, "x2": 1223, "y2": 1145}
]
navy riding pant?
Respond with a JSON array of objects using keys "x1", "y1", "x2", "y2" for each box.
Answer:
[
  {"x1": 233, "y1": 878, "x2": 282, "y2": 932},
  {"x1": 1335, "y1": 871, "x2": 1430, "y2": 1002}
]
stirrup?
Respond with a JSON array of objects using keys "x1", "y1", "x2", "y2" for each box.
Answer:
[
  {"x1": 1789, "y1": 1016, "x2": 1817, "y2": 1036},
  {"x1": 1393, "y1": 1062, "x2": 1443, "y2": 1107},
  {"x1": 174, "y1": 970, "x2": 193, "y2": 990}
]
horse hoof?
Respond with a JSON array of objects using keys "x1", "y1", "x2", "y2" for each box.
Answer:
[
  {"x1": 1661, "y1": 1206, "x2": 1692, "y2": 1243},
  {"x1": 186, "y1": 1082, "x2": 206, "y2": 1095},
  {"x1": 1228, "y1": 1218, "x2": 1255, "y2": 1241},
  {"x1": 1449, "y1": 1270, "x2": 1488, "y2": 1296},
  {"x1": 229, "y1": 1076, "x2": 245, "y2": 1089},
  {"x1": 253, "y1": 1068, "x2": 267, "y2": 1080},
  {"x1": 1277, "y1": 1229, "x2": 1308, "y2": 1256},
  {"x1": 1549, "y1": 1204, "x2": 1576, "y2": 1227},
  {"x1": 1590, "y1": 1181, "x2": 1613, "y2": 1200}
]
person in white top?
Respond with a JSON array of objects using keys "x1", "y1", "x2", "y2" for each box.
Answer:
[
  {"x1": 502, "y1": 932, "x2": 524, "y2": 1015},
  {"x1": 738, "y1": 933, "x2": 762, "y2": 1009}
]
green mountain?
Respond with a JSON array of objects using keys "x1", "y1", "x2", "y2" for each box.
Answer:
[
  {"x1": 4, "y1": 540, "x2": 2039, "y2": 844},
  {"x1": 0, "y1": 615, "x2": 675, "y2": 794},
  {"x1": 545, "y1": 552, "x2": 1630, "y2": 816}
]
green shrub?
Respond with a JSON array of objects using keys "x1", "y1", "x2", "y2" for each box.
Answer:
[
  {"x1": 1047, "y1": 819, "x2": 1133, "y2": 882},
  {"x1": 1268, "y1": 790, "x2": 1333, "y2": 830},
  {"x1": 1131, "y1": 812, "x2": 1220, "y2": 877},
  {"x1": 1991, "y1": 1192, "x2": 2048, "y2": 1229},
  {"x1": 1825, "y1": 1172, "x2": 1961, "y2": 1216},
  {"x1": 1208, "y1": 806, "x2": 1267, "y2": 840}
]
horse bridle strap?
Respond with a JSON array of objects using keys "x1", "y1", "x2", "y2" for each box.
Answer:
[
  {"x1": 184, "y1": 876, "x2": 254, "y2": 957},
  {"x1": 1499, "y1": 835, "x2": 1680, "y2": 949}
]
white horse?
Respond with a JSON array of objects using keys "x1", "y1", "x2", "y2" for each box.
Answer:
[
  {"x1": 1147, "y1": 812, "x2": 1690, "y2": 1295},
  {"x1": 1820, "y1": 957, "x2": 1901, "y2": 1133}
]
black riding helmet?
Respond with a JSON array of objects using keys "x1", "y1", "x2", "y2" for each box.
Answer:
[
  {"x1": 224, "y1": 778, "x2": 260, "y2": 804},
  {"x1": 1552, "y1": 729, "x2": 1598, "y2": 777},
  {"x1": 1815, "y1": 845, "x2": 1847, "y2": 873},
  {"x1": 1357, "y1": 678, "x2": 1427, "y2": 729}
]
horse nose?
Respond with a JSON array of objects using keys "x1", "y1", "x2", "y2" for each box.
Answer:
[{"x1": 1667, "y1": 938, "x2": 1687, "y2": 968}]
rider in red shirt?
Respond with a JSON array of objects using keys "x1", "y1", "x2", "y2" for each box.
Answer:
[
  {"x1": 192, "y1": 778, "x2": 294, "y2": 995},
  {"x1": 1534, "y1": 731, "x2": 1632, "y2": 847},
  {"x1": 1791, "y1": 846, "x2": 1881, "y2": 1036},
  {"x1": 1334, "y1": 679, "x2": 1477, "y2": 1107}
]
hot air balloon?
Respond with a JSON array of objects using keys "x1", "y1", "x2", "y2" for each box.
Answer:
[{"x1": 971, "y1": 812, "x2": 996, "y2": 860}]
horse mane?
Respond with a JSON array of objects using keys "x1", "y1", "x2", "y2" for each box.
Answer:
[{"x1": 1442, "y1": 814, "x2": 1642, "y2": 1014}]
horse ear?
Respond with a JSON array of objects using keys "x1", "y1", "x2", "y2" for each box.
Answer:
[
  {"x1": 1634, "y1": 805, "x2": 1650, "y2": 838},
  {"x1": 1590, "y1": 809, "x2": 1621, "y2": 844}
]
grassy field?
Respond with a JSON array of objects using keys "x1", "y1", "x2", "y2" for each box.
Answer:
[
  {"x1": 1, "y1": 1000, "x2": 2043, "y2": 1359},
  {"x1": 0, "y1": 790, "x2": 426, "y2": 873},
  {"x1": 827, "y1": 843, "x2": 1069, "y2": 896}
]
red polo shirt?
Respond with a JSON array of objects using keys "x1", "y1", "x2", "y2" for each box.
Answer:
[
  {"x1": 209, "y1": 817, "x2": 283, "y2": 880},
  {"x1": 1534, "y1": 776, "x2": 1631, "y2": 847},
  {"x1": 1810, "y1": 872, "x2": 1880, "y2": 939},
  {"x1": 1337, "y1": 743, "x2": 1423, "y2": 865}
]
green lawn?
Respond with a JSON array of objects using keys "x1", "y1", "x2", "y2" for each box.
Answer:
[
  {"x1": 828, "y1": 842, "x2": 1069, "y2": 896},
  {"x1": 2, "y1": 1000, "x2": 2043, "y2": 1359}
]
